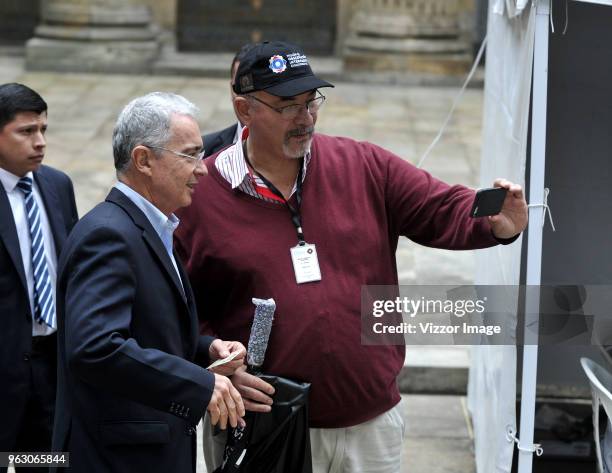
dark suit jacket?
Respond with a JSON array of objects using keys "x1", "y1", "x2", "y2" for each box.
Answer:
[
  {"x1": 203, "y1": 123, "x2": 238, "y2": 158},
  {"x1": 0, "y1": 165, "x2": 78, "y2": 449},
  {"x1": 52, "y1": 188, "x2": 215, "y2": 473}
]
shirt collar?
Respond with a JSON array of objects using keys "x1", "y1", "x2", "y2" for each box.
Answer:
[
  {"x1": 0, "y1": 167, "x2": 34, "y2": 194},
  {"x1": 232, "y1": 121, "x2": 244, "y2": 145},
  {"x1": 223, "y1": 126, "x2": 251, "y2": 189},
  {"x1": 220, "y1": 126, "x2": 311, "y2": 190},
  {"x1": 114, "y1": 181, "x2": 179, "y2": 254}
]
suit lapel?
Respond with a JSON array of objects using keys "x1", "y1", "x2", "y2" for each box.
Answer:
[
  {"x1": 141, "y1": 231, "x2": 187, "y2": 305},
  {"x1": 106, "y1": 188, "x2": 188, "y2": 306},
  {"x1": 175, "y1": 254, "x2": 198, "y2": 355},
  {"x1": 35, "y1": 169, "x2": 67, "y2": 256},
  {"x1": 0, "y1": 185, "x2": 28, "y2": 293}
]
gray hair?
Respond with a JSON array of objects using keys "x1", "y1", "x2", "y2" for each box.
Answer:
[{"x1": 112, "y1": 92, "x2": 199, "y2": 174}]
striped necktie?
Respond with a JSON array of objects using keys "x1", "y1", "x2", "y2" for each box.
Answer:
[{"x1": 16, "y1": 176, "x2": 55, "y2": 329}]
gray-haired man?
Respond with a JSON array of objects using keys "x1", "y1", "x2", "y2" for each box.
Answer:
[{"x1": 52, "y1": 92, "x2": 245, "y2": 473}]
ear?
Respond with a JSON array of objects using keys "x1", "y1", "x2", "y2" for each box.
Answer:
[
  {"x1": 131, "y1": 145, "x2": 154, "y2": 177},
  {"x1": 233, "y1": 96, "x2": 253, "y2": 126}
]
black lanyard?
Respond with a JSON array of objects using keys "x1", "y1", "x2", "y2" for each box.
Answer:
[{"x1": 243, "y1": 142, "x2": 305, "y2": 243}]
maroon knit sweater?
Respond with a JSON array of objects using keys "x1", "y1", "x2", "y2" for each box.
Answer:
[{"x1": 175, "y1": 133, "x2": 500, "y2": 428}]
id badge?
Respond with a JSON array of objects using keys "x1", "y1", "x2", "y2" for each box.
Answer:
[{"x1": 290, "y1": 243, "x2": 322, "y2": 284}]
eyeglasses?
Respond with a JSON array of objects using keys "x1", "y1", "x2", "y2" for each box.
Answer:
[
  {"x1": 246, "y1": 93, "x2": 326, "y2": 120},
  {"x1": 147, "y1": 146, "x2": 205, "y2": 167}
]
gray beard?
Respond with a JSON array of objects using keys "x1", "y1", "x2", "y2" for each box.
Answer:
[
  {"x1": 284, "y1": 146, "x2": 310, "y2": 159},
  {"x1": 283, "y1": 139, "x2": 312, "y2": 159}
]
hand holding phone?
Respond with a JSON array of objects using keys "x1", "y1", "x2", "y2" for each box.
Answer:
[{"x1": 470, "y1": 187, "x2": 508, "y2": 218}]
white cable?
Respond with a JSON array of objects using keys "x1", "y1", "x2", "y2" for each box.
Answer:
[
  {"x1": 550, "y1": 0, "x2": 555, "y2": 32},
  {"x1": 527, "y1": 187, "x2": 556, "y2": 231},
  {"x1": 416, "y1": 35, "x2": 488, "y2": 169},
  {"x1": 550, "y1": 0, "x2": 569, "y2": 35},
  {"x1": 506, "y1": 426, "x2": 544, "y2": 456}
]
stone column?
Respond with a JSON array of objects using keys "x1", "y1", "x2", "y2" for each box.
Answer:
[
  {"x1": 335, "y1": 0, "x2": 357, "y2": 55},
  {"x1": 25, "y1": 0, "x2": 159, "y2": 73},
  {"x1": 343, "y1": 0, "x2": 472, "y2": 75}
]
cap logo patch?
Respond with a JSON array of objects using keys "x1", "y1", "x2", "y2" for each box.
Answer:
[
  {"x1": 240, "y1": 73, "x2": 254, "y2": 92},
  {"x1": 287, "y1": 52, "x2": 309, "y2": 68},
  {"x1": 268, "y1": 55, "x2": 287, "y2": 74}
]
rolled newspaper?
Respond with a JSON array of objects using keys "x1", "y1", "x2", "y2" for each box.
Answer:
[{"x1": 247, "y1": 298, "x2": 276, "y2": 368}]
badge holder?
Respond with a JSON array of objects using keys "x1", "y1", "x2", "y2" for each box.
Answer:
[{"x1": 290, "y1": 236, "x2": 321, "y2": 284}]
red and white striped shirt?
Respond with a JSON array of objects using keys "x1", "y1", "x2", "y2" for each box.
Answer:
[{"x1": 215, "y1": 127, "x2": 310, "y2": 204}]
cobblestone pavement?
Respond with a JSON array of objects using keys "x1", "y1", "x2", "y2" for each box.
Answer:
[{"x1": 1, "y1": 53, "x2": 482, "y2": 472}]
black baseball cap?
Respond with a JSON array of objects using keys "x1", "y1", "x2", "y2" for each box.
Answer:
[{"x1": 232, "y1": 41, "x2": 334, "y2": 98}]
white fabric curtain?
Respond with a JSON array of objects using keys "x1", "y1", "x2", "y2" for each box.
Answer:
[
  {"x1": 468, "y1": 2, "x2": 535, "y2": 472},
  {"x1": 493, "y1": 0, "x2": 532, "y2": 16}
]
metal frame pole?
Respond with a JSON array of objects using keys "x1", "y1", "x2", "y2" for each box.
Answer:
[{"x1": 517, "y1": 0, "x2": 550, "y2": 472}]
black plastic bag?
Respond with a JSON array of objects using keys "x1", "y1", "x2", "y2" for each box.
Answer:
[{"x1": 214, "y1": 374, "x2": 312, "y2": 473}]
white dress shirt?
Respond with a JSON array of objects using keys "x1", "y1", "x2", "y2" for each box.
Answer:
[
  {"x1": 114, "y1": 182, "x2": 184, "y2": 292},
  {"x1": 0, "y1": 167, "x2": 57, "y2": 336}
]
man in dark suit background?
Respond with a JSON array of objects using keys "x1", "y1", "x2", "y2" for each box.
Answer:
[
  {"x1": 202, "y1": 43, "x2": 253, "y2": 158},
  {"x1": 53, "y1": 92, "x2": 245, "y2": 473},
  {"x1": 0, "y1": 83, "x2": 78, "y2": 472}
]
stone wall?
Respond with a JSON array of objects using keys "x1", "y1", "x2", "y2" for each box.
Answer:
[
  {"x1": 20, "y1": 0, "x2": 481, "y2": 75},
  {"x1": 142, "y1": 0, "x2": 176, "y2": 31}
]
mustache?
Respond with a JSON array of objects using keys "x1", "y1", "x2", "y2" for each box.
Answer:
[{"x1": 286, "y1": 126, "x2": 314, "y2": 138}]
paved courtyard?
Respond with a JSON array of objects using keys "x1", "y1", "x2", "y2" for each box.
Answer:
[
  {"x1": 0, "y1": 53, "x2": 483, "y2": 288},
  {"x1": 1, "y1": 52, "x2": 483, "y2": 472}
]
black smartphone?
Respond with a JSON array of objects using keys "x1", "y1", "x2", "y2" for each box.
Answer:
[{"x1": 470, "y1": 187, "x2": 508, "y2": 218}]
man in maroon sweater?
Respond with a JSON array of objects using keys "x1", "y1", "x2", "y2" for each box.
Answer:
[{"x1": 175, "y1": 41, "x2": 528, "y2": 472}]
